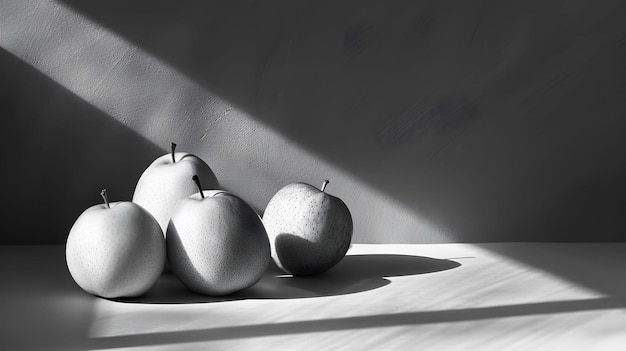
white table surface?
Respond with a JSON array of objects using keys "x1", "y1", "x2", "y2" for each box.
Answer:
[{"x1": 1, "y1": 243, "x2": 625, "y2": 351}]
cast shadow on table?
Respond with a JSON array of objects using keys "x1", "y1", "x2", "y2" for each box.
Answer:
[{"x1": 112, "y1": 254, "x2": 460, "y2": 304}]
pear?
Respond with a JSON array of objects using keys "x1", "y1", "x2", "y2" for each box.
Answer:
[
  {"x1": 263, "y1": 180, "x2": 353, "y2": 276},
  {"x1": 166, "y1": 176, "x2": 270, "y2": 295},
  {"x1": 133, "y1": 142, "x2": 219, "y2": 235},
  {"x1": 66, "y1": 189, "x2": 165, "y2": 298}
]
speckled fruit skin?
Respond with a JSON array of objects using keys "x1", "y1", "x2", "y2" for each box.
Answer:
[
  {"x1": 132, "y1": 152, "x2": 218, "y2": 235},
  {"x1": 65, "y1": 202, "x2": 166, "y2": 298},
  {"x1": 166, "y1": 190, "x2": 270, "y2": 296},
  {"x1": 263, "y1": 182, "x2": 353, "y2": 276}
]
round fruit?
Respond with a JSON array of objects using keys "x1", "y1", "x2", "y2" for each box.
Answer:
[
  {"x1": 166, "y1": 177, "x2": 270, "y2": 296},
  {"x1": 66, "y1": 189, "x2": 166, "y2": 298},
  {"x1": 263, "y1": 180, "x2": 353, "y2": 276}
]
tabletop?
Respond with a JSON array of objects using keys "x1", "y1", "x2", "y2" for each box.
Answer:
[{"x1": 1, "y1": 243, "x2": 625, "y2": 350}]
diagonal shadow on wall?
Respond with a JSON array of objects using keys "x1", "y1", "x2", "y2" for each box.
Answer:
[{"x1": 0, "y1": 46, "x2": 164, "y2": 244}]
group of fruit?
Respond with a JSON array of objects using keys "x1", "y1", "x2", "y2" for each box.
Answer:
[{"x1": 65, "y1": 143, "x2": 353, "y2": 299}]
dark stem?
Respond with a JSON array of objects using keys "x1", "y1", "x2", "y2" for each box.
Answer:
[
  {"x1": 171, "y1": 142, "x2": 177, "y2": 163},
  {"x1": 192, "y1": 175, "x2": 205, "y2": 198},
  {"x1": 321, "y1": 180, "x2": 330, "y2": 192},
  {"x1": 100, "y1": 189, "x2": 110, "y2": 208}
]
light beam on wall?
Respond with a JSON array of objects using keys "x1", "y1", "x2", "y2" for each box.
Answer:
[{"x1": 0, "y1": 0, "x2": 449, "y2": 243}]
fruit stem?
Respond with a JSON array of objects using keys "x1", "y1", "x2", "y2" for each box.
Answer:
[
  {"x1": 321, "y1": 180, "x2": 330, "y2": 192},
  {"x1": 192, "y1": 175, "x2": 205, "y2": 198},
  {"x1": 171, "y1": 142, "x2": 177, "y2": 163},
  {"x1": 100, "y1": 189, "x2": 110, "y2": 208}
]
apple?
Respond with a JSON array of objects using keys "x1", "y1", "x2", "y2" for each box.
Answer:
[
  {"x1": 262, "y1": 180, "x2": 353, "y2": 276},
  {"x1": 132, "y1": 142, "x2": 219, "y2": 235},
  {"x1": 166, "y1": 175, "x2": 270, "y2": 296},
  {"x1": 65, "y1": 189, "x2": 166, "y2": 298}
]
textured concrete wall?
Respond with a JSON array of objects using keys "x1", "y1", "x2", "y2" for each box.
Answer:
[{"x1": 2, "y1": 0, "x2": 626, "y2": 244}]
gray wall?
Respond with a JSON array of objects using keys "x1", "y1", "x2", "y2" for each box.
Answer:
[{"x1": 2, "y1": 0, "x2": 626, "y2": 244}]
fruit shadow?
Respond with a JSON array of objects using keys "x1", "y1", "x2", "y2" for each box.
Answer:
[{"x1": 112, "y1": 253, "x2": 460, "y2": 304}]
